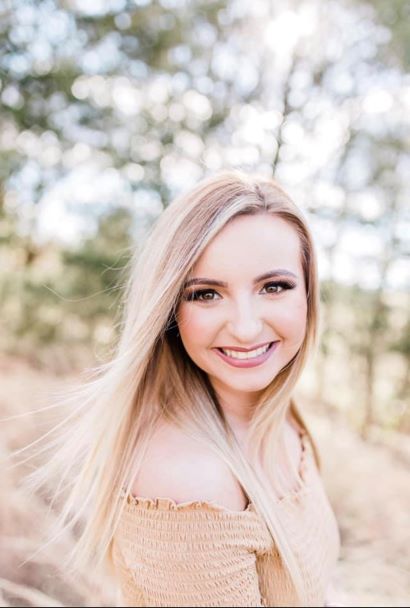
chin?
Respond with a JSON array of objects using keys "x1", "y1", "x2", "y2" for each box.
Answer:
[{"x1": 222, "y1": 376, "x2": 275, "y2": 393}]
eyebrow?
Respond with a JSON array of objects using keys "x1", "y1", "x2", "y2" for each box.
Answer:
[{"x1": 184, "y1": 269, "x2": 298, "y2": 289}]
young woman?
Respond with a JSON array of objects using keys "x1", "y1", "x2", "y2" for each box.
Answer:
[{"x1": 30, "y1": 171, "x2": 342, "y2": 606}]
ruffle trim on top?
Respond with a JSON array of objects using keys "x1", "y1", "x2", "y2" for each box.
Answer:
[{"x1": 122, "y1": 493, "x2": 255, "y2": 514}]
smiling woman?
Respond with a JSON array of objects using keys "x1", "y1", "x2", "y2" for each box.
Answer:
[
  {"x1": 27, "y1": 171, "x2": 342, "y2": 607},
  {"x1": 177, "y1": 214, "x2": 307, "y2": 410}
]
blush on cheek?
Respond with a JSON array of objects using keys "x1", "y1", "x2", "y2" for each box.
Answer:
[
  {"x1": 177, "y1": 306, "x2": 212, "y2": 346},
  {"x1": 276, "y1": 302, "x2": 307, "y2": 343}
]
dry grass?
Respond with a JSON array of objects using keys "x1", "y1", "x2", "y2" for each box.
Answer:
[
  {"x1": 1, "y1": 355, "x2": 409, "y2": 607},
  {"x1": 306, "y1": 409, "x2": 410, "y2": 607}
]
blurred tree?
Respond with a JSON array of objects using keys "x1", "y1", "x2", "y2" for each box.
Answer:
[
  {"x1": 0, "y1": 206, "x2": 133, "y2": 370},
  {"x1": 0, "y1": 0, "x2": 408, "y2": 431},
  {"x1": 0, "y1": 0, "x2": 230, "y2": 224},
  {"x1": 362, "y1": 0, "x2": 410, "y2": 69}
]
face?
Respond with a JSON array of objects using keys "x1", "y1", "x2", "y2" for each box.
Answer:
[{"x1": 176, "y1": 213, "x2": 308, "y2": 411}]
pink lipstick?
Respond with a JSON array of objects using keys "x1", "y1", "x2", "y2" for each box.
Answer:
[{"x1": 213, "y1": 341, "x2": 279, "y2": 368}]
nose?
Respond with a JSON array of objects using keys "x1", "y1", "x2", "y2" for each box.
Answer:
[{"x1": 226, "y1": 298, "x2": 263, "y2": 344}]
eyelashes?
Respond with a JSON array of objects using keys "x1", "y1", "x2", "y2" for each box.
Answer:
[
  {"x1": 261, "y1": 280, "x2": 296, "y2": 295},
  {"x1": 183, "y1": 289, "x2": 218, "y2": 302},
  {"x1": 183, "y1": 281, "x2": 296, "y2": 303}
]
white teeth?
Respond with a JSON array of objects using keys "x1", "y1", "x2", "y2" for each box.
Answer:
[{"x1": 220, "y1": 343, "x2": 271, "y2": 359}]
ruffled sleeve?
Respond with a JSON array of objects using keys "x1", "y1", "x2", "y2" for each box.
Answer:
[{"x1": 112, "y1": 495, "x2": 273, "y2": 607}]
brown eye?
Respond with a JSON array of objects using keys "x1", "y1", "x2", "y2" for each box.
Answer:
[
  {"x1": 262, "y1": 281, "x2": 295, "y2": 294},
  {"x1": 185, "y1": 289, "x2": 220, "y2": 302}
]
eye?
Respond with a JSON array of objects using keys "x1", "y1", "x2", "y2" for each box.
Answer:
[
  {"x1": 261, "y1": 280, "x2": 295, "y2": 295},
  {"x1": 184, "y1": 289, "x2": 220, "y2": 302}
]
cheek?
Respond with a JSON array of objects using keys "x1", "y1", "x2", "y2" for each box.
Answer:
[
  {"x1": 177, "y1": 304, "x2": 216, "y2": 346},
  {"x1": 272, "y1": 297, "x2": 307, "y2": 342}
]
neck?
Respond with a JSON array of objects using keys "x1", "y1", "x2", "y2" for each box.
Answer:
[
  {"x1": 212, "y1": 384, "x2": 259, "y2": 425},
  {"x1": 209, "y1": 381, "x2": 260, "y2": 450}
]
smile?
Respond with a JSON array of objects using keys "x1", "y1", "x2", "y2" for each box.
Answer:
[
  {"x1": 219, "y1": 343, "x2": 271, "y2": 359},
  {"x1": 213, "y1": 341, "x2": 279, "y2": 368}
]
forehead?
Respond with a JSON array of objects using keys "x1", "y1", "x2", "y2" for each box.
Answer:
[{"x1": 192, "y1": 213, "x2": 303, "y2": 278}]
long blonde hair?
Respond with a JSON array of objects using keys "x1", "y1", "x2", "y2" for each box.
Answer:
[{"x1": 24, "y1": 170, "x2": 321, "y2": 604}]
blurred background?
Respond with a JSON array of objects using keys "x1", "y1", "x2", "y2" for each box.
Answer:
[{"x1": 0, "y1": 0, "x2": 409, "y2": 606}]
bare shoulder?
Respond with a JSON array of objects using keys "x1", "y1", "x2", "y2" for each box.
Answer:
[{"x1": 130, "y1": 420, "x2": 249, "y2": 511}]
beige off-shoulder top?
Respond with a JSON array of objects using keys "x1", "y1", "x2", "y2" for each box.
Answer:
[{"x1": 112, "y1": 429, "x2": 341, "y2": 607}]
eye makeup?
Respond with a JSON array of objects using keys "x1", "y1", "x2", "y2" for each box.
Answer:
[
  {"x1": 183, "y1": 280, "x2": 296, "y2": 302},
  {"x1": 183, "y1": 268, "x2": 298, "y2": 289}
]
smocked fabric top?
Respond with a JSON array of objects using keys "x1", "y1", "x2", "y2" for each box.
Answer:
[{"x1": 112, "y1": 429, "x2": 341, "y2": 607}]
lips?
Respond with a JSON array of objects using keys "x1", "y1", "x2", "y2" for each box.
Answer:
[
  {"x1": 218, "y1": 342, "x2": 271, "y2": 359},
  {"x1": 213, "y1": 340, "x2": 279, "y2": 369},
  {"x1": 215, "y1": 341, "x2": 273, "y2": 353}
]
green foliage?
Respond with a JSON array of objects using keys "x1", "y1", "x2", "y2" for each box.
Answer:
[
  {"x1": 0, "y1": 0, "x2": 408, "y2": 430},
  {"x1": 0, "y1": 207, "x2": 133, "y2": 364},
  {"x1": 361, "y1": 0, "x2": 410, "y2": 68},
  {"x1": 0, "y1": 0, "x2": 228, "y2": 201}
]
